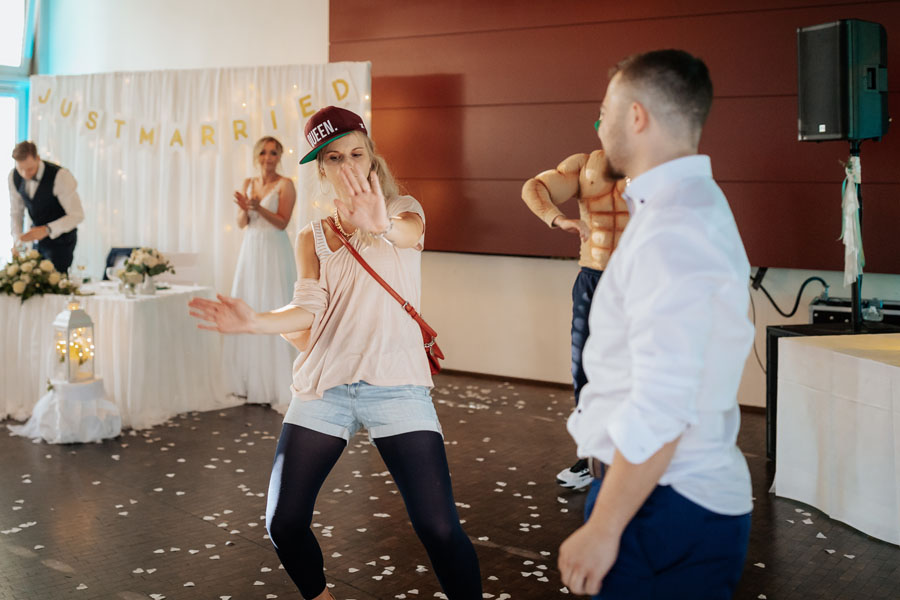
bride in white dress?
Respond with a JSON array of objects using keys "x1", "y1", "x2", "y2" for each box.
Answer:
[{"x1": 226, "y1": 136, "x2": 297, "y2": 408}]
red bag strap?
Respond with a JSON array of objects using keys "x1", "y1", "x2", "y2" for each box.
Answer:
[{"x1": 325, "y1": 217, "x2": 437, "y2": 338}]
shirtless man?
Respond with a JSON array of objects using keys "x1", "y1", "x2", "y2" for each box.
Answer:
[{"x1": 522, "y1": 149, "x2": 628, "y2": 490}]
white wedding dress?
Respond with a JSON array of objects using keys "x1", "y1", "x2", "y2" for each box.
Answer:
[{"x1": 224, "y1": 180, "x2": 297, "y2": 408}]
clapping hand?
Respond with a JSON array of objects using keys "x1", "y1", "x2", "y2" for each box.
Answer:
[
  {"x1": 233, "y1": 190, "x2": 250, "y2": 211},
  {"x1": 334, "y1": 163, "x2": 390, "y2": 234},
  {"x1": 234, "y1": 190, "x2": 261, "y2": 212},
  {"x1": 189, "y1": 294, "x2": 256, "y2": 333}
]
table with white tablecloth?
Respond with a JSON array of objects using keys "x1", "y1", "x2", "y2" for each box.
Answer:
[
  {"x1": 1, "y1": 283, "x2": 239, "y2": 429},
  {"x1": 774, "y1": 333, "x2": 900, "y2": 545}
]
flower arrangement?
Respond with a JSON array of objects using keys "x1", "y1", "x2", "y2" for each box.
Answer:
[
  {"x1": 0, "y1": 249, "x2": 78, "y2": 302},
  {"x1": 121, "y1": 247, "x2": 175, "y2": 280}
]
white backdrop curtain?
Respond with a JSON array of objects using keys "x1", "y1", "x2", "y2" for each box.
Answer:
[{"x1": 27, "y1": 62, "x2": 371, "y2": 292}]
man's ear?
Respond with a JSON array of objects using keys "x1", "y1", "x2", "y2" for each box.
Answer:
[{"x1": 631, "y1": 101, "x2": 651, "y2": 134}]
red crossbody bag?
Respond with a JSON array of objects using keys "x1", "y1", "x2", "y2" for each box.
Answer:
[{"x1": 325, "y1": 217, "x2": 444, "y2": 375}]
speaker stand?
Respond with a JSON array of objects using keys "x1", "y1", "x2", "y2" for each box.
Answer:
[{"x1": 849, "y1": 140, "x2": 863, "y2": 332}]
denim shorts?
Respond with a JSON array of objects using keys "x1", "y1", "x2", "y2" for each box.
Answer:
[{"x1": 283, "y1": 381, "x2": 442, "y2": 442}]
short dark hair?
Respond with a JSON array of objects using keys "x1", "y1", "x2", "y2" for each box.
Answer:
[
  {"x1": 611, "y1": 49, "x2": 713, "y2": 135},
  {"x1": 12, "y1": 141, "x2": 38, "y2": 161}
]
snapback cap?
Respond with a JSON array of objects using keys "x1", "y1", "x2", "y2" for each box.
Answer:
[{"x1": 299, "y1": 106, "x2": 368, "y2": 164}]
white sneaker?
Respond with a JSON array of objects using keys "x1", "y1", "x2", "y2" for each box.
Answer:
[{"x1": 556, "y1": 458, "x2": 592, "y2": 490}]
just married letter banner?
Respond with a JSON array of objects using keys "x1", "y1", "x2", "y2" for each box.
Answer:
[{"x1": 29, "y1": 62, "x2": 371, "y2": 291}]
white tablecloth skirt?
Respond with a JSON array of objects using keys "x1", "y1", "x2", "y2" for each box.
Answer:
[
  {"x1": 774, "y1": 333, "x2": 900, "y2": 545},
  {"x1": 8, "y1": 378, "x2": 121, "y2": 444},
  {"x1": 1, "y1": 286, "x2": 239, "y2": 429}
]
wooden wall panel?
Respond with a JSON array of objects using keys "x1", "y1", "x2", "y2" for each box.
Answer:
[
  {"x1": 331, "y1": 0, "x2": 886, "y2": 42},
  {"x1": 334, "y1": 3, "x2": 900, "y2": 102},
  {"x1": 405, "y1": 179, "x2": 580, "y2": 257},
  {"x1": 331, "y1": 0, "x2": 900, "y2": 272}
]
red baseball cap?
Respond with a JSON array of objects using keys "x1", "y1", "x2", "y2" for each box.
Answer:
[{"x1": 299, "y1": 106, "x2": 368, "y2": 164}]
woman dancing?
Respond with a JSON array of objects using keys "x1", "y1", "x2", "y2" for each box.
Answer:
[{"x1": 190, "y1": 106, "x2": 482, "y2": 600}]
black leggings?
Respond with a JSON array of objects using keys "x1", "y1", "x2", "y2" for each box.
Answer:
[{"x1": 265, "y1": 424, "x2": 482, "y2": 599}]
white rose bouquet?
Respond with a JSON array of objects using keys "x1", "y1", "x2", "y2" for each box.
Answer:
[
  {"x1": 0, "y1": 251, "x2": 78, "y2": 302},
  {"x1": 121, "y1": 247, "x2": 175, "y2": 279}
]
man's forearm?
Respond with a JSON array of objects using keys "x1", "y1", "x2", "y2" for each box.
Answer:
[{"x1": 585, "y1": 437, "x2": 681, "y2": 536}]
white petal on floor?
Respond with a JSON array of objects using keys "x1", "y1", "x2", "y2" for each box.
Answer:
[
  {"x1": 816, "y1": 532, "x2": 827, "y2": 539},
  {"x1": 183, "y1": 582, "x2": 194, "y2": 587},
  {"x1": 802, "y1": 518, "x2": 813, "y2": 525},
  {"x1": 253, "y1": 580, "x2": 265, "y2": 585},
  {"x1": 844, "y1": 554, "x2": 856, "y2": 559},
  {"x1": 826, "y1": 549, "x2": 836, "y2": 554},
  {"x1": 76, "y1": 583, "x2": 87, "y2": 590},
  {"x1": 754, "y1": 563, "x2": 765, "y2": 568}
]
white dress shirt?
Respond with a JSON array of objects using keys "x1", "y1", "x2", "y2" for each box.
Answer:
[
  {"x1": 8, "y1": 160, "x2": 85, "y2": 239},
  {"x1": 567, "y1": 155, "x2": 754, "y2": 516}
]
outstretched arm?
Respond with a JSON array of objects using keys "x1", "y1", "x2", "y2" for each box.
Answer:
[
  {"x1": 189, "y1": 224, "x2": 320, "y2": 334},
  {"x1": 334, "y1": 163, "x2": 424, "y2": 249}
]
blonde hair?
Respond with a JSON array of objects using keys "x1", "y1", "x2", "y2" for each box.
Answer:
[{"x1": 253, "y1": 136, "x2": 284, "y2": 170}]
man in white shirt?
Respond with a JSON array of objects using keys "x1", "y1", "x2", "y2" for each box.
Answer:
[
  {"x1": 558, "y1": 50, "x2": 753, "y2": 599},
  {"x1": 8, "y1": 141, "x2": 84, "y2": 273}
]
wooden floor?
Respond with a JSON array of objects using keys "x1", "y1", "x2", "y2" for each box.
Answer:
[{"x1": 1, "y1": 371, "x2": 898, "y2": 599}]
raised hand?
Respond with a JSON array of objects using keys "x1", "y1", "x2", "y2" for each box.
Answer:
[
  {"x1": 334, "y1": 163, "x2": 390, "y2": 234},
  {"x1": 189, "y1": 294, "x2": 257, "y2": 333}
]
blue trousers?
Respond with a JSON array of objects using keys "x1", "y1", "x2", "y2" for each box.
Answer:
[
  {"x1": 571, "y1": 267, "x2": 603, "y2": 405},
  {"x1": 584, "y1": 478, "x2": 751, "y2": 600}
]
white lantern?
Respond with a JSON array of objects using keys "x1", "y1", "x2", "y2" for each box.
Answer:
[{"x1": 52, "y1": 298, "x2": 96, "y2": 383}]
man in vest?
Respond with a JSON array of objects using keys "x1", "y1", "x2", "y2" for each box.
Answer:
[{"x1": 8, "y1": 141, "x2": 84, "y2": 273}]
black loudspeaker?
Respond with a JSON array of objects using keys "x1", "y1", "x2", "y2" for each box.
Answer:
[{"x1": 797, "y1": 19, "x2": 889, "y2": 141}]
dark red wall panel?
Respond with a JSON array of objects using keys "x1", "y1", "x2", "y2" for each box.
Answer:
[{"x1": 331, "y1": 0, "x2": 900, "y2": 272}]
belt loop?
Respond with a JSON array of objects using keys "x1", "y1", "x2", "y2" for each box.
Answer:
[{"x1": 588, "y1": 457, "x2": 607, "y2": 479}]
